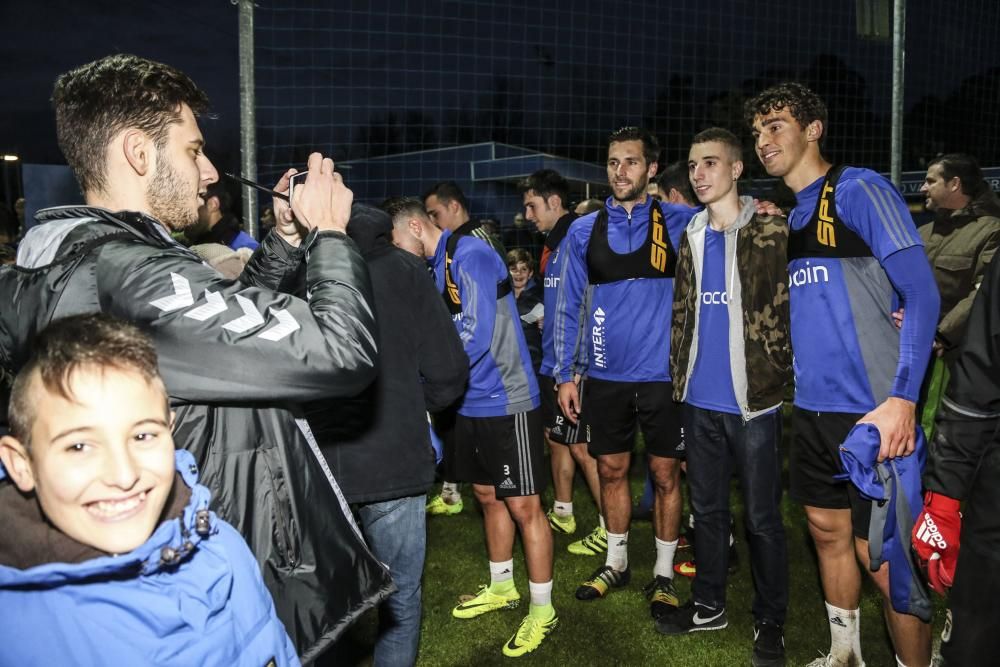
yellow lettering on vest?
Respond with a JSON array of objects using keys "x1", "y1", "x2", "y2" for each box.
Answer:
[
  {"x1": 445, "y1": 257, "x2": 461, "y2": 305},
  {"x1": 817, "y1": 182, "x2": 837, "y2": 247},
  {"x1": 650, "y1": 210, "x2": 668, "y2": 271}
]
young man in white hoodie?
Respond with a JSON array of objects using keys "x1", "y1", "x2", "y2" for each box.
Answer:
[{"x1": 660, "y1": 127, "x2": 791, "y2": 667}]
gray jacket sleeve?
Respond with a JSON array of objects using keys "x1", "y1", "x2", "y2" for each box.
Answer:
[{"x1": 96, "y1": 230, "x2": 378, "y2": 403}]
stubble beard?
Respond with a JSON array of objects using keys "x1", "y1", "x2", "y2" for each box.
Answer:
[
  {"x1": 147, "y1": 159, "x2": 198, "y2": 231},
  {"x1": 613, "y1": 177, "x2": 648, "y2": 206}
]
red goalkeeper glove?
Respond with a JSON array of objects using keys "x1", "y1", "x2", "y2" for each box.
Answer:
[{"x1": 912, "y1": 491, "x2": 961, "y2": 595}]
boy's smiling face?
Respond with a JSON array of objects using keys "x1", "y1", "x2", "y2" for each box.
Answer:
[{"x1": 1, "y1": 365, "x2": 176, "y2": 555}]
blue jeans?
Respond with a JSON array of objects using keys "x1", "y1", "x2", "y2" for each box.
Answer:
[
  {"x1": 357, "y1": 494, "x2": 426, "y2": 667},
  {"x1": 684, "y1": 405, "x2": 788, "y2": 624}
]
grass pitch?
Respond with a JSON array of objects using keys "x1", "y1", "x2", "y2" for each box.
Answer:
[{"x1": 327, "y1": 441, "x2": 947, "y2": 666}]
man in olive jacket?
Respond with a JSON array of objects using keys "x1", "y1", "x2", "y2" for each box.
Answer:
[{"x1": 918, "y1": 153, "x2": 1000, "y2": 355}]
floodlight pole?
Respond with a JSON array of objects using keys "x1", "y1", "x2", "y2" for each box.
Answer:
[
  {"x1": 236, "y1": 0, "x2": 258, "y2": 238},
  {"x1": 890, "y1": 0, "x2": 905, "y2": 188}
]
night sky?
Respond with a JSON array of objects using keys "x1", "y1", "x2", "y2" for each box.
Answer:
[{"x1": 2, "y1": 0, "x2": 998, "y2": 178}]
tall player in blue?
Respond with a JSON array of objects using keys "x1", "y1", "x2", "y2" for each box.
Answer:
[
  {"x1": 554, "y1": 127, "x2": 695, "y2": 622},
  {"x1": 747, "y1": 83, "x2": 939, "y2": 667}
]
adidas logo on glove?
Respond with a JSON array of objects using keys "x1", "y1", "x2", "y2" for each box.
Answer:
[{"x1": 915, "y1": 515, "x2": 948, "y2": 549}]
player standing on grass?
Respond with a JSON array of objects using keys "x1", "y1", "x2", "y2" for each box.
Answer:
[
  {"x1": 392, "y1": 197, "x2": 557, "y2": 658},
  {"x1": 553, "y1": 127, "x2": 690, "y2": 623},
  {"x1": 747, "y1": 82, "x2": 939, "y2": 667}
]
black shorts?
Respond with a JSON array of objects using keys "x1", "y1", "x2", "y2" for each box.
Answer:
[
  {"x1": 789, "y1": 407, "x2": 871, "y2": 537},
  {"x1": 584, "y1": 378, "x2": 685, "y2": 459},
  {"x1": 443, "y1": 409, "x2": 547, "y2": 498},
  {"x1": 538, "y1": 375, "x2": 588, "y2": 445}
]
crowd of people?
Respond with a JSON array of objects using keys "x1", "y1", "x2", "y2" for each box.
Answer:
[{"x1": 0, "y1": 53, "x2": 998, "y2": 667}]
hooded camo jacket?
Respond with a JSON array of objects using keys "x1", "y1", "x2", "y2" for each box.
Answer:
[{"x1": 670, "y1": 197, "x2": 791, "y2": 418}]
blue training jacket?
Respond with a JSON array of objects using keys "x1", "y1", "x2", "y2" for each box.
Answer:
[
  {"x1": 0, "y1": 450, "x2": 300, "y2": 666},
  {"x1": 552, "y1": 197, "x2": 692, "y2": 384},
  {"x1": 432, "y1": 229, "x2": 539, "y2": 417},
  {"x1": 839, "y1": 423, "x2": 933, "y2": 622}
]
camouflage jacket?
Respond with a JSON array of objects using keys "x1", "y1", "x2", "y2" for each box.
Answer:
[{"x1": 670, "y1": 197, "x2": 792, "y2": 418}]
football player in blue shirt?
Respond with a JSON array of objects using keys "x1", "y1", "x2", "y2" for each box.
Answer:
[
  {"x1": 553, "y1": 127, "x2": 693, "y2": 621},
  {"x1": 747, "y1": 83, "x2": 939, "y2": 667}
]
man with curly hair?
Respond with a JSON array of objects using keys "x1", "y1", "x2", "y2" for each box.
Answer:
[{"x1": 746, "y1": 82, "x2": 939, "y2": 667}]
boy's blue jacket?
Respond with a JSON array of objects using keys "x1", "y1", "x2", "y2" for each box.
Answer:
[
  {"x1": 839, "y1": 423, "x2": 933, "y2": 622},
  {"x1": 0, "y1": 450, "x2": 300, "y2": 666}
]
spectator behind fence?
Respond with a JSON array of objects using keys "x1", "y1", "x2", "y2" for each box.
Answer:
[
  {"x1": 305, "y1": 202, "x2": 468, "y2": 667},
  {"x1": 187, "y1": 180, "x2": 259, "y2": 251},
  {"x1": 0, "y1": 314, "x2": 298, "y2": 666},
  {"x1": 2, "y1": 53, "x2": 391, "y2": 660}
]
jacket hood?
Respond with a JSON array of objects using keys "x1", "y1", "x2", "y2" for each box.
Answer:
[
  {"x1": 686, "y1": 196, "x2": 757, "y2": 235},
  {"x1": 966, "y1": 189, "x2": 1000, "y2": 219},
  {"x1": 345, "y1": 203, "x2": 393, "y2": 255},
  {"x1": 0, "y1": 449, "x2": 216, "y2": 586},
  {"x1": 936, "y1": 189, "x2": 1000, "y2": 223},
  {"x1": 19, "y1": 206, "x2": 186, "y2": 269}
]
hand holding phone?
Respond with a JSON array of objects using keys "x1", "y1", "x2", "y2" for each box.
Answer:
[{"x1": 289, "y1": 153, "x2": 352, "y2": 234}]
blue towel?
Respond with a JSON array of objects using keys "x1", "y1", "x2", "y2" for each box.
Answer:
[{"x1": 838, "y1": 423, "x2": 933, "y2": 622}]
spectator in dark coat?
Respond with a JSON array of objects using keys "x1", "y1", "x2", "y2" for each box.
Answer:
[{"x1": 306, "y1": 203, "x2": 468, "y2": 667}]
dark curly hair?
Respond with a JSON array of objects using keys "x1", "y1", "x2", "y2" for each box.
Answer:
[
  {"x1": 744, "y1": 82, "x2": 827, "y2": 133},
  {"x1": 52, "y1": 54, "x2": 210, "y2": 196}
]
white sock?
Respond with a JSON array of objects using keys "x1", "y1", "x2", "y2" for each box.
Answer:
[
  {"x1": 825, "y1": 602, "x2": 862, "y2": 664},
  {"x1": 653, "y1": 537, "x2": 678, "y2": 579},
  {"x1": 605, "y1": 531, "x2": 628, "y2": 571},
  {"x1": 528, "y1": 580, "x2": 553, "y2": 607},
  {"x1": 599, "y1": 515, "x2": 606, "y2": 530},
  {"x1": 553, "y1": 501, "x2": 573, "y2": 517},
  {"x1": 441, "y1": 482, "x2": 460, "y2": 502},
  {"x1": 895, "y1": 656, "x2": 907, "y2": 667},
  {"x1": 490, "y1": 559, "x2": 514, "y2": 586}
]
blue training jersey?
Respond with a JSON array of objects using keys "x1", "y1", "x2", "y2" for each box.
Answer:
[
  {"x1": 432, "y1": 230, "x2": 540, "y2": 417},
  {"x1": 552, "y1": 197, "x2": 694, "y2": 384},
  {"x1": 788, "y1": 167, "x2": 922, "y2": 413},
  {"x1": 686, "y1": 226, "x2": 741, "y2": 414}
]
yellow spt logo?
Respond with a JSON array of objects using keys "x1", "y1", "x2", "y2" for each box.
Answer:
[
  {"x1": 650, "y1": 208, "x2": 669, "y2": 271},
  {"x1": 817, "y1": 182, "x2": 837, "y2": 247},
  {"x1": 445, "y1": 257, "x2": 461, "y2": 305}
]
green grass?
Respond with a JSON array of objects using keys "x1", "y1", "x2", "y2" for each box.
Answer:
[{"x1": 326, "y1": 441, "x2": 948, "y2": 666}]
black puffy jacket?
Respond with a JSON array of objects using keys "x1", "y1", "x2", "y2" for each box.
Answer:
[{"x1": 2, "y1": 206, "x2": 394, "y2": 663}]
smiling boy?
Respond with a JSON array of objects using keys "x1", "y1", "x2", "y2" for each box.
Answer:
[
  {"x1": 660, "y1": 128, "x2": 791, "y2": 667},
  {"x1": 0, "y1": 314, "x2": 298, "y2": 665}
]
